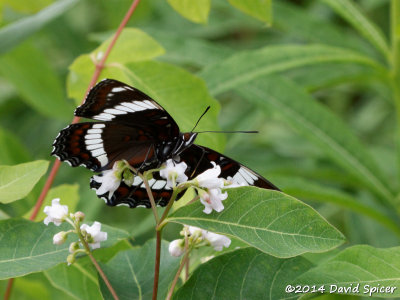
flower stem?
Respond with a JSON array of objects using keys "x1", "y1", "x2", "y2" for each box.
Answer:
[
  {"x1": 152, "y1": 230, "x2": 162, "y2": 300},
  {"x1": 142, "y1": 172, "x2": 160, "y2": 224},
  {"x1": 78, "y1": 230, "x2": 119, "y2": 300},
  {"x1": 166, "y1": 248, "x2": 191, "y2": 300}
]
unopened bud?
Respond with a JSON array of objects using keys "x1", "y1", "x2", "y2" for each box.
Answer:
[
  {"x1": 67, "y1": 254, "x2": 75, "y2": 266},
  {"x1": 123, "y1": 170, "x2": 134, "y2": 186},
  {"x1": 74, "y1": 211, "x2": 85, "y2": 222},
  {"x1": 69, "y1": 242, "x2": 80, "y2": 254},
  {"x1": 53, "y1": 231, "x2": 67, "y2": 245}
]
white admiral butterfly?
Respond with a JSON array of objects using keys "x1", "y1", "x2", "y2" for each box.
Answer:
[{"x1": 52, "y1": 79, "x2": 279, "y2": 208}]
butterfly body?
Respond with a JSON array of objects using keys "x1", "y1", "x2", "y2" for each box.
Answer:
[{"x1": 52, "y1": 79, "x2": 279, "y2": 208}]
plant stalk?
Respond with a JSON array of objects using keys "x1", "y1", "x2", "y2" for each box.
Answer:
[
  {"x1": 166, "y1": 248, "x2": 191, "y2": 300},
  {"x1": 78, "y1": 230, "x2": 119, "y2": 300},
  {"x1": 152, "y1": 230, "x2": 162, "y2": 300}
]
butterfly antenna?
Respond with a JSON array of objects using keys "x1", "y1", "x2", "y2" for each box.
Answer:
[
  {"x1": 195, "y1": 130, "x2": 259, "y2": 134},
  {"x1": 191, "y1": 106, "x2": 210, "y2": 132}
]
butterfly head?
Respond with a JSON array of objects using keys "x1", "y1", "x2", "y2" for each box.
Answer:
[{"x1": 171, "y1": 132, "x2": 198, "y2": 157}]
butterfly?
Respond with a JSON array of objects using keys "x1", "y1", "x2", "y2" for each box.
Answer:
[{"x1": 52, "y1": 79, "x2": 279, "y2": 208}]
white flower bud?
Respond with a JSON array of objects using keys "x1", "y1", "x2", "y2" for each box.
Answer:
[
  {"x1": 74, "y1": 211, "x2": 85, "y2": 222},
  {"x1": 53, "y1": 231, "x2": 67, "y2": 245},
  {"x1": 168, "y1": 239, "x2": 185, "y2": 257}
]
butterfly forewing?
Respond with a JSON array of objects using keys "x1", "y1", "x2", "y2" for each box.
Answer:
[{"x1": 75, "y1": 79, "x2": 179, "y2": 137}]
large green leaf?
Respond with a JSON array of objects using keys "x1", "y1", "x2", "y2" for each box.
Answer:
[
  {"x1": 227, "y1": 0, "x2": 272, "y2": 24},
  {"x1": 67, "y1": 28, "x2": 165, "y2": 104},
  {"x1": 167, "y1": 0, "x2": 210, "y2": 24},
  {"x1": 174, "y1": 247, "x2": 313, "y2": 300},
  {"x1": 99, "y1": 239, "x2": 181, "y2": 300},
  {"x1": 296, "y1": 245, "x2": 400, "y2": 298},
  {"x1": 237, "y1": 76, "x2": 394, "y2": 205},
  {"x1": 320, "y1": 0, "x2": 390, "y2": 60},
  {"x1": 0, "y1": 218, "x2": 129, "y2": 280},
  {"x1": 45, "y1": 257, "x2": 102, "y2": 300},
  {"x1": 199, "y1": 44, "x2": 385, "y2": 95},
  {"x1": 0, "y1": 160, "x2": 48, "y2": 204},
  {"x1": 0, "y1": 42, "x2": 74, "y2": 120},
  {"x1": 0, "y1": 0, "x2": 78, "y2": 54},
  {"x1": 167, "y1": 187, "x2": 345, "y2": 258}
]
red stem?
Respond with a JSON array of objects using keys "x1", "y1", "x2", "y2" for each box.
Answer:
[
  {"x1": 4, "y1": 1, "x2": 142, "y2": 299},
  {"x1": 152, "y1": 230, "x2": 162, "y2": 300}
]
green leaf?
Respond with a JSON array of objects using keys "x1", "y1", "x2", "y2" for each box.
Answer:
[
  {"x1": 0, "y1": 160, "x2": 49, "y2": 204},
  {"x1": 0, "y1": 0, "x2": 79, "y2": 54},
  {"x1": 45, "y1": 257, "x2": 102, "y2": 300},
  {"x1": 174, "y1": 247, "x2": 313, "y2": 299},
  {"x1": 0, "y1": 42, "x2": 74, "y2": 120},
  {"x1": 167, "y1": 187, "x2": 345, "y2": 258},
  {"x1": 99, "y1": 239, "x2": 181, "y2": 300},
  {"x1": 320, "y1": 0, "x2": 391, "y2": 60},
  {"x1": 296, "y1": 245, "x2": 400, "y2": 297},
  {"x1": 104, "y1": 60, "x2": 225, "y2": 152},
  {"x1": 167, "y1": 0, "x2": 211, "y2": 24},
  {"x1": 0, "y1": 218, "x2": 129, "y2": 280},
  {"x1": 199, "y1": 44, "x2": 385, "y2": 95},
  {"x1": 0, "y1": 126, "x2": 30, "y2": 164},
  {"x1": 273, "y1": 1, "x2": 376, "y2": 57},
  {"x1": 67, "y1": 28, "x2": 165, "y2": 104},
  {"x1": 24, "y1": 184, "x2": 79, "y2": 221},
  {"x1": 276, "y1": 176, "x2": 400, "y2": 237},
  {"x1": 237, "y1": 76, "x2": 395, "y2": 205},
  {"x1": 227, "y1": 0, "x2": 272, "y2": 24}
]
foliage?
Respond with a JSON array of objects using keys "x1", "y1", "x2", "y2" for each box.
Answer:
[{"x1": 0, "y1": 0, "x2": 399, "y2": 299}]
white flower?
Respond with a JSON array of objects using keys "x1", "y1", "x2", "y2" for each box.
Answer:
[
  {"x1": 43, "y1": 198, "x2": 68, "y2": 226},
  {"x1": 159, "y1": 159, "x2": 188, "y2": 188},
  {"x1": 53, "y1": 231, "x2": 67, "y2": 245},
  {"x1": 80, "y1": 221, "x2": 108, "y2": 249},
  {"x1": 203, "y1": 231, "x2": 231, "y2": 251},
  {"x1": 195, "y1": 162, "x2": 224, "y2": 189},
  {"x1": 168, "y1": 239, "x2": 185, "y2": 257},
  {"x1": 92, "y1": 162, "x2": 122, "y2": 198},
  {"x1": 186, "y1": 226, "x2": 231, "y2": 251},
  {"x1": 199, "y1": 188, "x2": 228, "y2": 214}
]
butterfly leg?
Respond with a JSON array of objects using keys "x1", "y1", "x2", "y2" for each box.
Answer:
[
  {"x1": 190, "y1": 146, "x2": 206, "y2": 178},
  {"x1": 137, "y1": 144, "x2": 155, "y2": 173}
]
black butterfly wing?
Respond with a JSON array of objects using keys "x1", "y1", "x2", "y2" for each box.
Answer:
[
  {"x1": 91, "y1": 144, "x2": 279, "y2": 208},
  {"x1": 52, "y1": 79, "x2": 181, "y2": 171},
  {"x1": 90, "y1": 172, "x2": 173, "y2": 208},
  {"x1": 180, "y1": 144, "x2": 280, "y2": 190},
  {"x1": 52, "y1": 122, "x2": 159, "y2": 172},
  {"x1": 75, "y1": 79, "x2": 179, "y2": 137}
]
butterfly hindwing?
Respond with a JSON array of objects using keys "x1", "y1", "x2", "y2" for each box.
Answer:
[
  {"x1": 180, "y1": 144, "x2": 280, "y2": 190},
  {"x1": 90, "y1": 173, "x2": 173, "y2": 208}
]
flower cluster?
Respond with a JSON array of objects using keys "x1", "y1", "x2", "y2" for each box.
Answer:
[
  {"x1": 168, "y1": 225, "x2": 231, "y2": 257},
  {"x1": 43, "y1": 198, "x2": 108, "y2": 265},
  {"x1": 160, "y1": 159, "x2": 234, "y2": 214}
]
